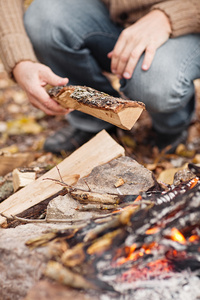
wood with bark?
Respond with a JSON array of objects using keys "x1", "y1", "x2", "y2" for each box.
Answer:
[
  {"x1": 0, "y1": 130, "x2": 125, "y2": 225},
  {"x1": 48, "y1": 85, "x2": 145, "y2": 130}
]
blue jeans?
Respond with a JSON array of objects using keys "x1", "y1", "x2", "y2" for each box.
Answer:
[{"x1": 24, "y1": 0, "x2": 200, "y2": 134}]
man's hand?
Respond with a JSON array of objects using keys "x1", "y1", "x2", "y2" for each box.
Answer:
[
  {"x1": 13, "y1": 61, "x2": 71, "y2": 115},
  {"x1": 108, "y1": 10, "x2": 172, "y2": 79}
]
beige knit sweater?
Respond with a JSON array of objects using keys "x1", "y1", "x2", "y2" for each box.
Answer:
[{"x1": 0, "y1": 0, "x2": 200, "y2": 77}]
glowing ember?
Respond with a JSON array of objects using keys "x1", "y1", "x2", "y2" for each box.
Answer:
[
  {"x1": 169, "y1": 228, "x2": 186, "y2": 244},
  {"x1": 188, "y1": 177, "x2": 199, "y2": 189},
  {"x1": 118, "y1": 259, "x2": 175, "y2": 282},
  {"x1": 146, "y1": 226, "x2": 160, "y2": 235},
  {"x1": 189, "y1": 235, "x2": 200, "y2": 242}
]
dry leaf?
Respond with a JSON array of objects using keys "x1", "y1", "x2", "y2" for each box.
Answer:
[
  {"x1": 175, "y1": 144, "x2": 195, "y2": 158},
  {"x1": 7, "y1": 117, "x2": 43, "y2": 135}
]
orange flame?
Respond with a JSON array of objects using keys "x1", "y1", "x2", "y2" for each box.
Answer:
[
  {"x1": 170, "y1": 228, "x2": 186, "y2": 244},
  {"x1": 188, "y1": 177, "x2": 199, "y2": 189},
  {"x1": 112, "y1": 195, "x2": 143, "y2": 214},
  {"x1": 117, "y1": 242, "x2": 158, "y2": 265},
  {"x1": 146, "y1": 226, "x2": 160, "y2": 235},
  {"x1": 189, "y1": 235, "x2": 199, "y2": 242}
]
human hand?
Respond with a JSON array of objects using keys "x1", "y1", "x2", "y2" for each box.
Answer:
[
  {"x1": 108, "y1": 10, "x2": 171, "y2": 79},
  {"x1": 13, "y1": 61, "x2": 71, "y2": 115}
]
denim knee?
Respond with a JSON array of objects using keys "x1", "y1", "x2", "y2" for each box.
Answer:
[
  {"x1": 120, "y1": 35, "x2": 200, "y2": 115},
  {"x1": 121, "y1": 57, "x2": 194, "y2": 114},
  {"x1": 24, "y1": 0, "x2": 115, "y2": 52}
]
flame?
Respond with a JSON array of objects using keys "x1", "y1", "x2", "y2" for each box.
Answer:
[
  {"x1": 146, "y1": 226, "x2": 160, "y2": 235},
  {"x1": 189, "y1": 235, "x2": 199, "y2": 242},
  {"x1": 112, "y1": 195, "x2": 143, "y2": 214},
  {"x1": 134, "y1": 195, "x2": 143, "y2": 202},
  {"x1": 117, "y1": 243, "x2": 138, "y2": 264},
  {"x1": 170, "y1": 228, "x2": 186, "y2": 244},
  {"x1": 188, "y1": 177, "x2": 199, "y2": 189},
  {"x1": 117, "y1": 242, "x2": 158, "y2": 265}
]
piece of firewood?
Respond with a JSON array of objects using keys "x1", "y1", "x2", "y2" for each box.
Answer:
[
  {"x1": 12, "y1": 168, "x2": 37, "y2": 192},
  {"x1": 0, "y1": 130, "x2": 125, "y2": 225},
  {"x1": 0, "y1": 152, "x2": 35, "y2": 176},
  {"x1": 48, "y1": 85, "x2": 145, "y2": 130}
]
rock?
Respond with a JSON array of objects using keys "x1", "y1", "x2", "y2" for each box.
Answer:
[
  {"x1": 46, "y1": 195, "x2": 93, "y2": 221},
  {"x1": 0, "y1": 223, "x2": 68, "y2": 300},
  {"x1": 75, "y1": 156, "x2": 155, "y2": 195},
  {"x1": 24, "y1": 280, "x2": 96, "y2": 300},
  {"x1": 45, "y1": 156, "x2": 155, "y2": 221}
]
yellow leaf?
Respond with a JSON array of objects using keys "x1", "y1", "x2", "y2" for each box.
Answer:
[
  {"x1": 175, "y1": 144, "x2": 195, "y2": 158},
  {"x1": 0, "y1": 144, "x2": 19, "y2": 154},
  {"x1": 7, "y1": 117, "x2": 43, "y2": 135},
  {"x1": 157, "y1": 163, "x2": 188, "y2": 185}
]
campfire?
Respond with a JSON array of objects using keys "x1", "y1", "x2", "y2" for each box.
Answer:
[
  {"x1": 25, "y1": 164, "x2": 200, "y2": 297},
  {"x1": 1, "y1": 130, "x2": 200, "y2": 299}
]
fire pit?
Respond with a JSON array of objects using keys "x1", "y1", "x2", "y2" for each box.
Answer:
[{"x1": 25, "y1": 169, "x2": 200, "y2": 299}]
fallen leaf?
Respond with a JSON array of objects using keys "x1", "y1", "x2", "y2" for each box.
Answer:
[
  {"x1": 7, "y1": 117, "x2": 43, "y2": 135},
  {"x1": 175, "y1": 144, "x2": 195, "y2": 158}
]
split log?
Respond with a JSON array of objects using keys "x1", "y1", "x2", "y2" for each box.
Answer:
[
  {"x1": 0, "y1": 130, "x2": 125, "y2": 225},
  {"x1": 12, "y1": 168, "x2": 36, "y2": 192},
  {"x1": 48, "y1": 85, "x2": 145, "y2": 130}
]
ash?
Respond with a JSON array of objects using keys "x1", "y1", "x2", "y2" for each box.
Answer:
[{"x1": 99, "y1": 271, "x2": 200, "y2": 300}]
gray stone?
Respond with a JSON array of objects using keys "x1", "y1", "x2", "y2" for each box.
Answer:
[
  {"x1": 0, "y1": 223, "x2": 68, "y2": 300},
  {"x1": 46, "y1": 194, "x2": 93, "y2": 221},
  {"x1": 75, "y1": 156, "x2": 155, "y2": 195}
]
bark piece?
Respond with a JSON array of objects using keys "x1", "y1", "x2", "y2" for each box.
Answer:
[
  {"x1": 0, "y1": 130, "x2": 125, "y2": 225},
  {"x1": 0, "y1": 179, "x2": 13, "y2": 202},
  {"x1": 48, "y1": 85, "x2": 145, "y2": 130}
]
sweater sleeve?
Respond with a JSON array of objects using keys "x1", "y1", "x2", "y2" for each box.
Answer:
[
  {"x1": 151, "y1": 0, "x2": 200, "y2": 37},
  {"x1": 0, "y1": 0, "x2": 37, "y2": 76}
]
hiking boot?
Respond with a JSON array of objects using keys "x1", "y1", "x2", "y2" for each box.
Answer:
[{"x1": 43, "y1": 126, "x2": 96, "y2": 154}]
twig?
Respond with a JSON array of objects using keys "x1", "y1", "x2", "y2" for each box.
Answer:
[{"x1": 0, "y1": 212, "x2": 117, "y2": 225}]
